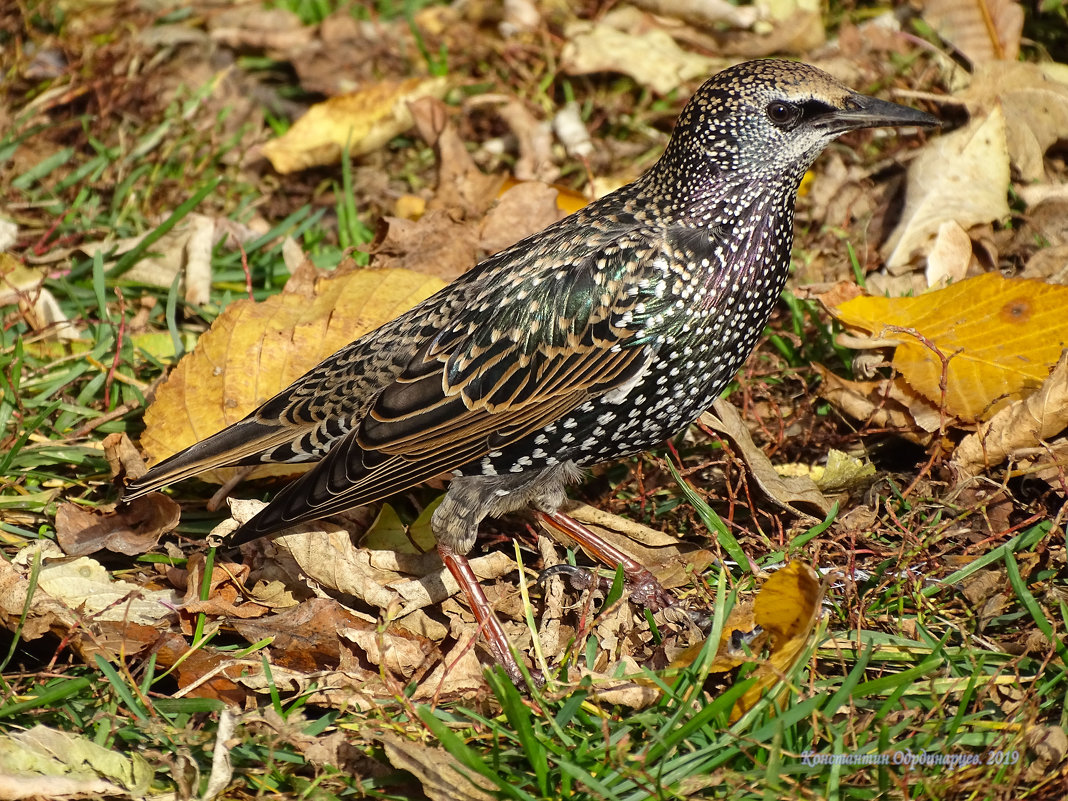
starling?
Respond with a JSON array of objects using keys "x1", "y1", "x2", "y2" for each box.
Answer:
[{"x1": 125, "y1": 60, "x2": 937, "y2": 683}]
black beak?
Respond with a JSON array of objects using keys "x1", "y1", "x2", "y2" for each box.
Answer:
[{"x1": 823, "y1": 93, "x2": 940, "y2": 134}]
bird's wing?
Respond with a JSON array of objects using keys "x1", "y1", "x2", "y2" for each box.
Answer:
[{"x1": 231, "y1": 228, "x2": 680, "y2": 540}]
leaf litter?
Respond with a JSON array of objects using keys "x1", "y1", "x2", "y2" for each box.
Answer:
[{"x1": 4, "y1": 0, "x2": 1068, "y2": 796}]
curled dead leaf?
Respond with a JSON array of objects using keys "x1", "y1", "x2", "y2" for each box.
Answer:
[
  {"x1": 262, "y1": 77, "x2": 448, "y2": 173},
  {"x1": 55, "y1": 495, "x2": 179, "y2": 556},
  {"x1": 952, "y1": 351, "x2": 1068, "y2": 477},
  {"x1": 882, "y1": 107, "x2": 1010, "y2": 272}
]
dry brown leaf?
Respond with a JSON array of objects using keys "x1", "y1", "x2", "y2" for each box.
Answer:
[
  {"x1": 629, "y1": 0, "x2": 759, "y2": 30},
  {"x1": 232, "y1": 598, "x2": 434, "y2": 679},
  {"x1": 141, "y1": 265, "x2": 444, "y2": 481},
  {"x1": 479, "y1": 181, "x2": 567, "y2": 256},
  {"x1": 376, "y1": 732, "x2": 497, "y2": 801},
  {"x1": 0, "y1": 542, "x2": 179, "y2": 669},
  {"x1": 0, "y1": 543, "x2": 83, "y2": 641},
  {"x1": 262, "y1": 77, "x2": 448, "y2": 173},
  {"x1": 830, "y1": 273, "x2": 1068, "y2": 421},
  {"x1": 77, "y1": 213, "x2": 241, "y2": 305},
  {"x1": 814, "y1": 364, "x2": 938, "y2": 446},
  {"x1": 369, "y1": 211, "x2": 481, "y2": 283},
  {"x1": 208, "y1": 6, "x2": 314, "y2": 53},
  {"x1": 26, "y1": 544, "x2": 179, "y2": 625},
  {"x1": 882, "y1": 106, "x2": 1010, "y2": 272},
  {"x1": 54, "y1": 494, "x2": 180, "y2": 556},
  {"x1": 218, "y1": 499, "x2": 515, "y2": 626},
  {"x1": 102, "y1": 432, "x2": 147, "y2": 481},
  {"x1": 952, "y1": 351, "x2": 1068, "y2": 476},
  {"x1": 962, "y1": 62, "x2": 1068, "y2": 183},
  {"x1": 700, "y1": 401, "x2": 831, "y2": 518},
  {"x1": 409, "y1": 96, "x2": 506, "y2": 220},
  {"x1": 496, "y1": 100, "x2": 559, "y2": 183},
  {"x1": 922, "y1": 0, "x2": 1023, "y2": 64},
  {"x1": 410, "y1": 631, "x2": 489, "y2": 700},
  {"x1": 1024, "y1": 725, "x2": 1068, "y2": 782},
  {"x1": 925, "y1": 220, "x2": 975, "y2": 288},
  {"x1": 561, "y1": 14, "x2": 723, "y2": 94},
  {"x1": 0, "y1": 252, "x2": 80, "y2": 341}
]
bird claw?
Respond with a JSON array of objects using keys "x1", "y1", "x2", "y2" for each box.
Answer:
[{"x1": 538, "y1": 562, "x2": 710, "y2": 634}]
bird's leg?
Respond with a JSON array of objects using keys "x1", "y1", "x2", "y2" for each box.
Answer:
[
  {"x1": 534, "y1": 510, "x2": 678, "y2": 612},
  {"x1": 437, "y1": 543, "x2": 532, "y2": 687}
]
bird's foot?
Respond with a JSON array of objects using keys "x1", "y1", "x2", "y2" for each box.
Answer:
[
  {"x1": 534, "y1": 509, "x2": 678, "y2": 608},
  {"x1": 535, "y1": 510, "x2": 710, "y2": 633},
  {"x1": 538, "y1": 563, "x2": 710, "y2": 634}
]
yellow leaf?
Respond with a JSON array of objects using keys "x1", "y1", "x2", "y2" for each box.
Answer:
[
  {"x1": 830, "y1": 273, "x2": 1068, "y2": 420},
  {"x1": 141, "y1": 266, "x2": 445, "y2": 483},
  {"x1": 731, "y1": 561, "x2": 823, "y2": 722},
  {"x1": 262, "y1": 77, "x2": 448, "y2": 173},
  {"x1": 663, "y1": 562, "x2": 823, "y2": 723}
]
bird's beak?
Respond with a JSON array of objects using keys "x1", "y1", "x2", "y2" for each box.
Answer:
[{"x1": 824, "y1": 93, "x2": 940, "y2": 134}]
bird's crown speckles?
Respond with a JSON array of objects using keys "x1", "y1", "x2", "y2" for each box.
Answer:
[{"x1": 645, "y1": 60, "x2": 863, "y2": 222}]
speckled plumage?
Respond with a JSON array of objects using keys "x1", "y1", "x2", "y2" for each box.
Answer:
[{"x1": 126, "y1": 60, "x2": 937, "y2": 681}]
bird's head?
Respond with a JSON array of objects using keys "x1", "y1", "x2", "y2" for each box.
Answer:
[{"x1": 660, "y1": 59, "x2": 939, "y2": 191}]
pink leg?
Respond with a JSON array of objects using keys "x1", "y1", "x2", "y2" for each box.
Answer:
[
  {"x1": 534, "y1": 510, "x2": 677, "y2": 612},
  {"x1": 438, "y1": 543, "x2": 534, "y2": 686}
]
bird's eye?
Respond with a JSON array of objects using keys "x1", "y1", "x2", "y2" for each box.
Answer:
[{"x1": 766, "y1": 101, "x2": 800, "y2": 127}]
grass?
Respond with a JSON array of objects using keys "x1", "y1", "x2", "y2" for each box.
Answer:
[{"x1": 2, "y1": 2, "x2": 1066, "y2": 799}]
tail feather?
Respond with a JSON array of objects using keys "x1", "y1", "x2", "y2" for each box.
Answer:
[{"x1": 124, "y1": 419, "x2": 307, "y2": 499}]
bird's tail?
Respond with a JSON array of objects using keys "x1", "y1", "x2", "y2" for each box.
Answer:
[{"x1": 123, "y1": 419, "x2": 302, "y2": 500}]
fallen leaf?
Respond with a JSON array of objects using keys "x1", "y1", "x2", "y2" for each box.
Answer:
[
  {"x1": 561, "y1": 15, "x2": 723, "y2": 94},
  {"x1": 78, "y1": 213, "x2": 247, "y2": 305},
  {"x1": 141, "y1": 264, "x2": 444, "y2": 482},
  {"x1": 629, "y1": 0, "x2": 759, "y2": 30},
  {"x1": 0, "y1": 253, "x2": 80, "y2": 341},
  {"x1": 0, "y1": 725, "x2": 152, "y2": 798},
  {"x1": 496, "y1": 99, "x2": 559, "y2": 183},
  {"x1": 369, "y1": 211, "x2": 480, "y2": 282},
  {"x1": 830, "y1": 273, "x2": 1068, "y2": 420},
  {"x1": 731, "y1": 562, "x2": 823, "y2": 721},
  {"x1": 20, "y1": 543, "x2": 179, "y2": 625},
  {"x1": 922, "y1": 0, "x2": 1023, "y2": 64},
  {"x1": 699, "y1": 401, "x2": 831, "y2": 519},
  {"x1": 664, "y1": 563, "x2": 824, "y2": 721},
  {"x1": 102, "y1": 431, "x2": 148, "y2": 481},
  {"x1": 263, "y1": 77, "x2": 448, "y2": 173},
  {"x1": 363, "y1": 501, "x2": 438, "y2": 554},
  {"x1": 54, "y1": 494, "x2": 180, "y2": 556},
  {"x1": 152, "y1": 632, "x2": 249, "y2": 704},
  {"x1": 233, "y1": 598, "x2": 434, "y2": 679},
  {"x1": 925, "y1": 220, "x2": 975, "y2": 288},
  {"x1": 410, "y1": 95, "x2": 505, "y2": 220},
  {"x1": 376, "y1": 732, "x2": 497, "y2": 801},
  {"x1": 814, "y1": 364, "x2": 938, "y2": 446},
  {"x1": 0, "y1": 542, "x2": 179, "y2": 663},
  {"x1": 952, "y1": 351, "x2": 1068, "y2": 476},
  {"x1": 1024, "y1": 725, "x2": 1068, "y2": 783},
  {"x1": 962, "y1": 61, "x2": 1068, "y2": 183},
  {"x1": 479, "y1": 181, "x2": 567, "y2": 256},
  {"x1": 208, "y1": 6, "x2": 314, "y2": 52},
  {"x1": 550, "y1": 504, "x2": 718, "y2": 591},
  {"x1": 882, "y1": 106, "x2": 1010, "y2": 272}
]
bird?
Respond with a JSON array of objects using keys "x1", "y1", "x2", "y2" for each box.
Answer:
[{"x1": 125, "y1": 59, "x2": 938, "y2": 684}]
